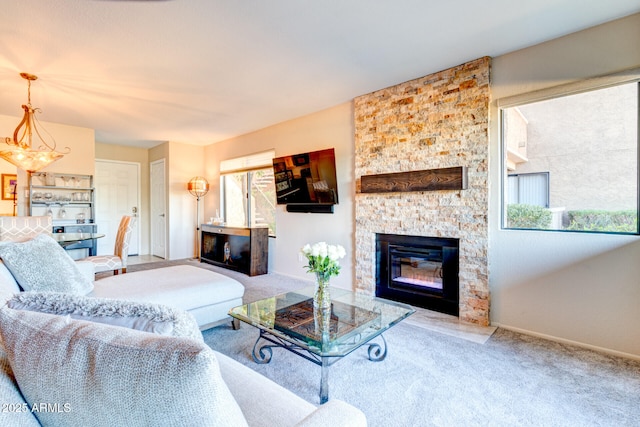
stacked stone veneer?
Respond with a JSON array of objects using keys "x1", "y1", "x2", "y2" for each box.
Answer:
[{"x1": 354, "y1": 57, "x2": 490, "y2": 325}]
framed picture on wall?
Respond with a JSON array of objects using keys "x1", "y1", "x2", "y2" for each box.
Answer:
[{"x1": 1, "y1": 174, "x2": 17, "y2": 200}]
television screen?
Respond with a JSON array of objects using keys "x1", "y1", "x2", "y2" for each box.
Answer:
[{"x1": 272, "y1": 148, "x2": 338, "y2": 205}]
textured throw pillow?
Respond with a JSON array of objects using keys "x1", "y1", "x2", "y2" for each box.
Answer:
[
  {"x1": 0, "y1": 260, "x2": 20, "y2": 306},
  {"x1": 0, "y1": 307, "x2": 248, "y2": 427},
  {"x1": 0, "y1": 234, "x2": 93, "y2": 295},
  {"x1": 8, "y1": 292, "x2": 202, "y2": 341},
  {"x1": 0, "y1": 347, "x2": 40, "y2": 427}
]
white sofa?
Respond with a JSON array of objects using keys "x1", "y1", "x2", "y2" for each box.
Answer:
[
  {"x1": 90, "y1": 264, "x2": 245, "y2": 330},
  {"x1": 0, "y1": 236, "x2": 367, "y2": 426}
]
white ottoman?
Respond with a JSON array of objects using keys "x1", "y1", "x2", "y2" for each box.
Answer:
[{"x1": 90, "y1": 265, "x2": 245, "y2": 330}]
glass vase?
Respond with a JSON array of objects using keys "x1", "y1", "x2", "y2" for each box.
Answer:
[{"x1": 313, "y1": 272, "x2": 332, "y2": 310}]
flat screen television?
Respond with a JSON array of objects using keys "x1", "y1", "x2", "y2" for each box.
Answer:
[{"x1": 272, "y1": 148, "x2": 339, "y2": 208}]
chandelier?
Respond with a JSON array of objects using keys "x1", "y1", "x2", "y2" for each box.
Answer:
[{"x1": 0, "y1": 73, "x2": 70, "y2": 173}]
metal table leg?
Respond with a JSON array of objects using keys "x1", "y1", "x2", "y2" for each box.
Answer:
[
  {"x1": 367, "y1": 334, "x2": 387, "y2": 361},
  {"x1": 320, "y1": 356, "x2": 330, "y2": 404},
  {"x1": 250, "y1": 329, "x2": 388, "y2": 404}
]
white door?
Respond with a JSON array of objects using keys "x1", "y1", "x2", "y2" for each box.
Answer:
[
  {"x1": 150, "y1": 159, "x2": 167, "y2": 259},
  {"x1": 94, "y1": 160, "x2": 140, "y2": 256}
]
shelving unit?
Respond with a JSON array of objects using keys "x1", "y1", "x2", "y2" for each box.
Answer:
[
  {"x1": 28, "y1": 172, "x2": 95, "y2": 226},
  {"x1": 29, "y1": 172, "x2": 98, "y2": 259},
  {"x1": 28, "y1": 172, "x2": 98, "y2": 259}
]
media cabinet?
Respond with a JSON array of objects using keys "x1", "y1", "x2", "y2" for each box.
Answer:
[{"x1": 200, "y1": 224, "x2": 268, "y2": 276}]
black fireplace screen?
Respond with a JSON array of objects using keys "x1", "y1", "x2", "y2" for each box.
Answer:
[
  {"x1": 390, "y1": 247, "x2": 444, "y2": 291},
  {"x1": 377, "y1": 234, "x2": 459, "y2": 316}
]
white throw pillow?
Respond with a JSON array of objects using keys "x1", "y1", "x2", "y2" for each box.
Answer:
[
  {"x1": 7, "y1": 292, "x2": 202, "y2": 341},
  {"x1": 0, "y1": 234, "x2": 93, "y2": 295},
  {"x1": 0, "y1": 307, "x2": 248, "y2": 427}
]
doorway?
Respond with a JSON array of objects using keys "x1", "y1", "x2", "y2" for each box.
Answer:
[
  {"x1": 150, "y1": 159, "x2": 167, "y2": 259},
  {"x1": 94, "y1": 160, "x2": 140, "y2": 256}
]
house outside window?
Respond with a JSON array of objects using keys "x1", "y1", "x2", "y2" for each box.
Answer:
[
  {"x1": 220, "y1": 151, "x2": 276, "y2": 236},
  {"x1": 501, "y1": 80, "x2": 639, "y2": 234}
]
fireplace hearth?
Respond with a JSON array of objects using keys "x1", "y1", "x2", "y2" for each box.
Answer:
[{"x1": 376, "y1": 234, "x2": 459, "y2": 316}]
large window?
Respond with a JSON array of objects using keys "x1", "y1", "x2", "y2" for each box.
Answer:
[
  {"x1": 220, "y1": 151, "x2": 276, "y2": 236},
  {"x1": 501, "y1": 79, "x2": 639, "y2": 234}
]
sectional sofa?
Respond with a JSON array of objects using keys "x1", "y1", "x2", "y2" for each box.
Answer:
[
  {"x1": 0, "y1": 216, "x2": 245, "y2": 330},
  {"x1": 0, "y1": 228, "x2": 367, "y2": 426}
]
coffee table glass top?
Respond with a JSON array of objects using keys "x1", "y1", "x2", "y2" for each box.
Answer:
[
  {"x1": 52, "y1": 233, "x2": 105, "y2": 247},
  {"x1": 229, "y1": 286, "x2": 415, "y2": 357},
  {"x1": 52, "y1": 233, "x2": 105, "y2": 244}
]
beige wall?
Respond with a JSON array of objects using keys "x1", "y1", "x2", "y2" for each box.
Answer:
[
  {"x1": 95, "y1": 142, "x2": 151, "y2": 255},
  {"x1": 89, "y1": 140, "x2": 207, "y2": 261},
  {"x1": 166, "y1": 141, "x2": 207, "y2": 260},
  {"x1": 204, "y1": 103, "x2": 355, "y2": 288},
  {"x1": 149, "y1": 141, "x2": 207, "y2": 260},
  {"x1": 0, "y1": 115, "x2": 19, "y2": 214},
  {"x1": 0, "y1": 155, "x2": 17, "y2": 216},
  {"x1": 490, "y1": 13, "x2": 640, "y2": 358}
]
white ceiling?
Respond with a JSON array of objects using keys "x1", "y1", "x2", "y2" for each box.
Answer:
[{"x1": 1, "y1": 0, "x2": 639, "y2": 148}]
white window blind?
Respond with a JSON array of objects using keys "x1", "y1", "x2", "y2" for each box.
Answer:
[{"x1": 220, "y1": 150, "x2": 275, "y2": 174}]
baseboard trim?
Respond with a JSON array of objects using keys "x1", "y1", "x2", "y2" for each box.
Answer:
[{"x1": 493, "y1": 322, "x2": 640, "y2": 361}]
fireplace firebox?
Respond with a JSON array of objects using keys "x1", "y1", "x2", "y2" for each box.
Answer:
[{"x1": 376, "y1": 234, "x2": 459, "y2": 316}]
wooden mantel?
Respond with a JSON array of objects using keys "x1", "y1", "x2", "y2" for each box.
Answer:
[{"x1": 360, "y1": 166, "x2": 468, "y2": 193}]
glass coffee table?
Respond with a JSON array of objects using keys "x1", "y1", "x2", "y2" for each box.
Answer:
[
  {"x1": 52, "y1": 233, "x2": 105, "y2": 248},
  {"x1": 228, "y1": 286, "x2": 415, "y2": 403}
]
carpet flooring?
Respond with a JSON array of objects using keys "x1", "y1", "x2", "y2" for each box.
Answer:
[{"x1": 128, "y1": 259, "x2": 640, "y2": 427}]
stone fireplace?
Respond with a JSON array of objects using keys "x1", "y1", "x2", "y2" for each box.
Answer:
[{"x1": 354, "y1": 57, "x2": 490, "y2": 326}]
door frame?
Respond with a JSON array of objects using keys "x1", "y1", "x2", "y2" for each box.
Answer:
[{"x1": 94, "y1": 159, "x2": 141, "y2": 256}]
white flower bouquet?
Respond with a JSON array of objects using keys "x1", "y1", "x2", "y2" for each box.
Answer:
[{"x1": 301, "y1": 242, "x2": 346, "y2": 282}]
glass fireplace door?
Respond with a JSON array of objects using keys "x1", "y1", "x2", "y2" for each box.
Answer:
[{"x1": 390, "y1": 246, "x2": 444, "y2": 293}]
